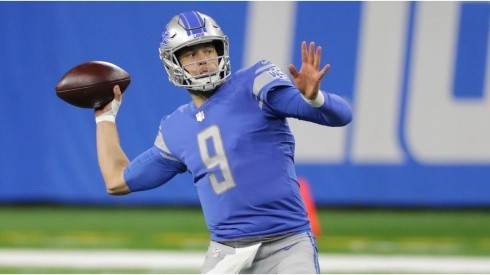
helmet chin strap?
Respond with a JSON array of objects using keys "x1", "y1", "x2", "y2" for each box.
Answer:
[
  {"x1": 184, "y1": 74, "x2": 220, "y2": 92},
  {"x1": 184, "y1": 58, "x2": 226, "y2": 92}
]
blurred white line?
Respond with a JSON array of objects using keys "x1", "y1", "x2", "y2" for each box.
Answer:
[
  {"x1": 0, "y1": 249, "x2": 489, "y2": 273},
  {"x1": 0, "y1": 249, "x2": 203, "y2": 269},
  {"x1": 322, "y1": 254, "x2": 490, "y2": 273}
]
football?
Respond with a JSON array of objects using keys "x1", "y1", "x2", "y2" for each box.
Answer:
[{"x1": 55, "y1": 61, "x2": 131, "y2": 108}]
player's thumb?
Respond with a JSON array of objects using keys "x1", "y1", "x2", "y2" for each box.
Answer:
[
  {"x1": 288, "y1": 64, "x2": 298, "y2": 78},
  {"x1": 113, "y1": 85, "x2": 123, "y2": 102}
]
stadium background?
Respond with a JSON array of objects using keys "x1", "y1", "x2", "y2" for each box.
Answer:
[
  {"x1": 0, "y1": 1, "x2": 489, "y2": 273},
  {"x1": 1, "y1": 1, "x2": 489, "y2": 208}
]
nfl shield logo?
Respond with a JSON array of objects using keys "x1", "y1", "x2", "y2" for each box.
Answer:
[
  {"x1": 212, "y1": 248, "x2": 221, "y2": 258},
  {"x1": 196, "y1": 111, "x2": 205, "y2": 122}
]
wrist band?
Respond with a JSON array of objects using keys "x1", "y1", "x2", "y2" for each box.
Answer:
[
  {"x1": 95, "y1": 98, "x2": 121, "y2": 124},
  {"x1": 95, "y1": 114, "x2": 116, "y2": 124},
  {"x1": 302, "y1": 90, "x2": 325, "y2": 108}
]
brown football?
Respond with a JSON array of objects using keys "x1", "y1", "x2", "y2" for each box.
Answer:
[{"x1": 55, "y1": 61, "x2": 131, "y2": 108}]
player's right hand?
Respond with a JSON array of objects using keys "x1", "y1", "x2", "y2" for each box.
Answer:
[{"x1": 94, "y1": 85, "x2": 123, "y2": 123}]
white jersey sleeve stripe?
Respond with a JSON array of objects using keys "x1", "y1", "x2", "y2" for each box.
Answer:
[
  {"x1": 159, "y1": 152, "x2": 180, "y2": 162},
  {"x1": 253, "y1": 72, "x2": 273, "y2": 97},
  {"x1": 254, "y1": 63, "x2": 276, "y2": 75},
  {"x1": 154, "y1": 128, "x2": 172, "y2": 154}
]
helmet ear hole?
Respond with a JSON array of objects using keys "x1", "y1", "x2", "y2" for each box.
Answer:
[
  {"x1": 212, "y1": 41, "x2": 224, "y2": 57},
  {"x1": 174, "y1": 47, "x2": 187, "y2": 65}
]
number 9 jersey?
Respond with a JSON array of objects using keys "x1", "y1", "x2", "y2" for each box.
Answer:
[{"x1": 125, "y1": 60, "x2": 317, "y2": 241}]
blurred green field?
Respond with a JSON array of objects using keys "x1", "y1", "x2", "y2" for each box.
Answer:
[{"x1": 0, "y1": 205, "x2": 489, "y2": 256}]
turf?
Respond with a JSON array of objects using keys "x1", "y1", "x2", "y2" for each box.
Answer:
[{"x1": 0, "y1": 206, "x2": 489, "y2": 256}]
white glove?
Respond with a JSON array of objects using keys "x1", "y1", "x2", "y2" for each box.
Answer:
[{"x1": 95, "y1": 98, "x2": 121, "y2": 124}]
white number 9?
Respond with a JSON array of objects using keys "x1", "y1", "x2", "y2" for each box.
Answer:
[{"x1": 197, "y1": 125, "x2": 236, "y2": 194}]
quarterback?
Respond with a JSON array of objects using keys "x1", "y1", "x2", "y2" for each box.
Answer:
[{"x1": 95, "y1": 11, "x2": 352, "y2": 273}]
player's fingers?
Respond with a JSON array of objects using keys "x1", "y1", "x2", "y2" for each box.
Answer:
[
  {"x1": 318, "y1": 64, "x2": 331, "y2": 79},
  {"x1": 308, "y1": 42, "x2": 315, "y2": 65},
  {"x1": 301, "y1": 41, "x2": 308, "y2": 64},
  {"x1": 314, "y1": 46, "x2": 322, "y2": 70},
  {"x1": 288, "y1": 64, "x2": 298, "y2": 78}
]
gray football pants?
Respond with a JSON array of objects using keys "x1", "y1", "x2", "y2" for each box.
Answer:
[{"x1": 201, "y1": 231, "x2": 319, "y2": 274}]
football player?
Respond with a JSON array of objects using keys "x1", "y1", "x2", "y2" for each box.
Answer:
[{"x1": 95, "y1": 11, "x2": 352, "y2": 273}]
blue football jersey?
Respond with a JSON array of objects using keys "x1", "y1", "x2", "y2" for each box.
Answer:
[{"x1": 126, "y1": 60, "x2": 314, "y2": 241}]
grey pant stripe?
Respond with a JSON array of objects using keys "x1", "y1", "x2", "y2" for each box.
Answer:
[{"x1": 306, "y1": 231, "x2": 320, "y2": 273}]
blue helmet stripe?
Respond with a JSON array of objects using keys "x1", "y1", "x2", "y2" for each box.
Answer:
[{"x1": 180, "y1": 11, "x2": 207, "y2": 36}]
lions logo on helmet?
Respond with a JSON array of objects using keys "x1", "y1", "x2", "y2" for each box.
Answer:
[
  {"x1": 159, "y1": 11, "x2": 231, "y2": 92},
  {"x1": 160, "y1": 29, "x2": 170, "y2": 47}
]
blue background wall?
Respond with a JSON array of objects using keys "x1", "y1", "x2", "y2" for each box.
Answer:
[{"x1": 0, "y1": 1, "x2": 488, "y2": 207}]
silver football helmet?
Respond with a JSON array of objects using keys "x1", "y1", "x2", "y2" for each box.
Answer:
[{"x1": 159, "y1": 11, "x2": 231, "y2": 92}]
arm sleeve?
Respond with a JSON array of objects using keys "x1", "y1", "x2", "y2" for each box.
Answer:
[
  {"x1": 123, "y1": 146, "x2": 187, "y2": 192},
  {"x1": 264, "y1": 86, "x2": 352, "y2": 126}
]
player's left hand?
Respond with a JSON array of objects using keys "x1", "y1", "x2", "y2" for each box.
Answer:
[{"x1": 288, "y1": 41, "x2": 330, "y2": 100}]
